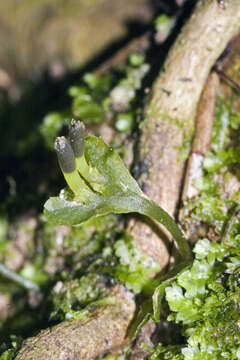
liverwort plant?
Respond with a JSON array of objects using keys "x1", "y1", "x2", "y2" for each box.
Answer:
[{"x1": 44, "y1": 120, "x2": 192, "y2": 262}]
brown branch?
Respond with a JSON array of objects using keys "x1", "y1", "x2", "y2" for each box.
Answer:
[
  {"x1": 217, "y1": 30, "x2": 240, "y2": 112},
  {"x1": 15, "y1": 285, "x2": 135, "y2": 360},
  {"x1": 181, "y1": 71, "x2": 219, "y2": 201}
]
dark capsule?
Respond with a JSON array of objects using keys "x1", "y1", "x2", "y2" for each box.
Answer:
[
  {"x1": 55, "y1": 136, "x2": 76, "y2": 173},
  {"x1": 69, "y1": 120, "x2": 85, "y2": 158}
]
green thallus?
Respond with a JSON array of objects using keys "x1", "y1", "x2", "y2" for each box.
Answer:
[{"x1": 49, "y1": 120, "x2": 192, "y2": 261}]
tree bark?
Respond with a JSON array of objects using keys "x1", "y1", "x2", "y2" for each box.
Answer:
[
  {"x1": 181, "y1": 71, "x2": 219, "y2": 202},
  {"x1": 15, "y1": 285, "x2": 135, "y2": 360}
]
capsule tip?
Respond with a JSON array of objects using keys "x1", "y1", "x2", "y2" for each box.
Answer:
[
  {"x1": 55, "y1": 136, "x2": 76, "y2": 173},
  {"x1": 55, "y1": 136, "x2": 67, "y2": 153},
  {"x1": 69, "y1": 120, "x2": 85, "y2": 157}
]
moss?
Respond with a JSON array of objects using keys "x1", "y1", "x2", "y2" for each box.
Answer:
[
  {"x1": 62, "y1": 215, "x2": 116, "y2": 252},
  {"x1": 0, "y1": 335, "x2": 23, "y2": 360},
  {"x1": 110, "y1": 234, "x2": 161, "y2": 294},
  {"x1": 39, "y1": 112, "x2": 70, "y2": 150},
  {"x1": 65, "y1": 229, "x2": 161, "y2": 296},
  {"x1": 154, "y1": 14, "x2": 174, "y2": 43},
  {"x1": 110, "y1": 62, "x2": 149, "y2": 112},
  {"x1": 51, "y1": 273, "x2": 108, "y2": 321},
  {"x1": 115, "y1": 112, "x2": 134, "y2": 132},
  {"x1": 40, "y1": 56, "x2": 150, "y2": 149},
  {"x1": 40, "y1": 72, "x2": 114, "y2": 149},
  {"x1": 161, "y1": 239, "x2": 240, "y2": 360},
  {"x1": 183, "y1": 97, "x2": 240, "y2": 236}
]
